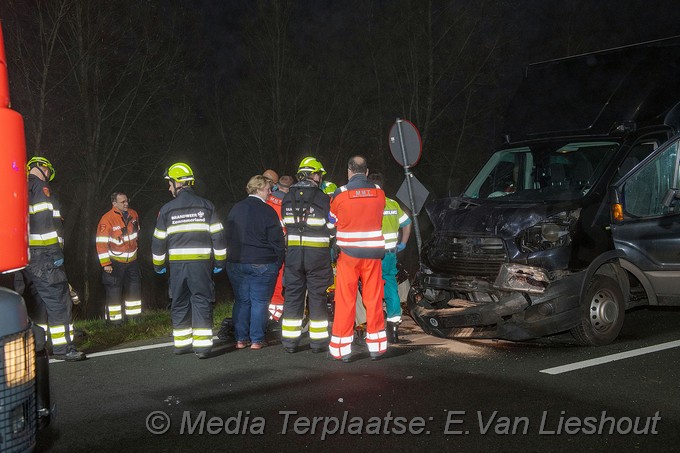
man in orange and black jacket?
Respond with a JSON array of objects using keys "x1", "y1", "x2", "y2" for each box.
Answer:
[{"x1": 96, "y1": 191, "x2": 141, "y2": 324}]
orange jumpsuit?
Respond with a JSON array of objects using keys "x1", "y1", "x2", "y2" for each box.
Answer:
[
  {"x1": 328, "y1": 175, "x2": 386, "y2": 359},
  {"x1": 266, "y1": 190, "x2": 286, "y2": 321}
]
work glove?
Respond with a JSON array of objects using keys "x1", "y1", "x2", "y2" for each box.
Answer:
[
  {"x1": 396, "y1": 242, "x2": 406, "y2": 253},
  {"x1": 155, "y1": 267, "x2": 167, "y2": 275},
  {"x1": 213, "y1": 267, "x2": 223, "y2": 275},
  {"x1": 53, "y1": 249, "x2": 65, "y2": 267}
]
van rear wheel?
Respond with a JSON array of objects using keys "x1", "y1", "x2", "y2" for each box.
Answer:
[{"x1": 570, "y1": 275, "x2": 625, "y2": 346}]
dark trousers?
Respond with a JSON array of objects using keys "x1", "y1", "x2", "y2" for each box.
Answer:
[
  {"x1": 14, "y1": 268, "x2": 47, "y2": 325},
  {"x1": 169, "y1": 262, "x2": 214, "y2": 353},
  {"x1": 282, "y1": 247, "x2": 333, "y2": 349},
  {"x1": 102, "y1": 260, "x2": 142, "y2": 323},
  {"x1": 20, "y1": 248, "x2": 74, "y2": 355}
]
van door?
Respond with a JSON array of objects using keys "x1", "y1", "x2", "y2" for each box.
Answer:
[{"x1": 611, "y1": 137, "x2": 680, "y2": 305}]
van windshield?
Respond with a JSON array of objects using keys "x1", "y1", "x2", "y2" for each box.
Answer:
[{"x1": 463, "y1": 141, "x2": 620, "y2": 201}]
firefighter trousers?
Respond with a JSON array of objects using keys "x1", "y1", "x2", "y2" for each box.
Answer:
[
  {"x1": 23, "y1": 247, "x2": 75, "y2": 355},
  {"x1": 282, "y1": 247, "x2": 333, "y2": 349},
  {"x1": 169, "y1": 262, "x2": 215, "y2": 353},
  {"x1": 330, "y1": 253, "x2": 386, "y2": 359},
  {"x1": 102, "y1": 260, "x2": 142, "y2": 323}
]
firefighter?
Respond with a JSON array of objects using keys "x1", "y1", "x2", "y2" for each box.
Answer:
[
  {"x1": 329, "y1": 155, "x2": 387, "y2": 361},
  {"x1": 23, "y1": 157, "x2": 86, "y2": 361},
  {"x1": 152, "y1": 162, "x2": 227, "y2": 359},
  {"x1": 96, "y1": 191, "x2": 142, "y2": 324},
  {"x1": 298, "y1": 156, "x2": 337, "y2": 195},
  {"x1": 367, "y1": 172, "x2": 412, "y2": 343},
  {"x1": 280, "y1": 158, "x2": 334, "y2": 353}
]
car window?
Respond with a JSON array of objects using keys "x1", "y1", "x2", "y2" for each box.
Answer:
[{"x1": 623, "y1": 140, "x2": 679, "y2": 217}]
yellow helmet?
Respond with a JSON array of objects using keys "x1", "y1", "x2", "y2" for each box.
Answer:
[
  {"x1": 297, "y1": 156, "x2": 326, "y2": 178},
  {"x1": 164, "y1": 162, "x2": 195, "y2": 184},
  {"x1": 27, "y1": 156, "x2": 55, "y2": 181}
]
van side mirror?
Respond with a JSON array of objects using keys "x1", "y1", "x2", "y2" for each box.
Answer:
[{"x1": 662, "y1": 188, "x2": 680, "y2": 207}]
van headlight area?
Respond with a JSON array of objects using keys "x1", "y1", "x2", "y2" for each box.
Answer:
[{"x1": 516, "y1": 209, "x2": 581, "y2": 253}]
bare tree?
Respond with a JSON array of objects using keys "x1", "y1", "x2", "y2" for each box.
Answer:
[{"x1": 3, "y1": 0, "x2": 190, "y2": 314}]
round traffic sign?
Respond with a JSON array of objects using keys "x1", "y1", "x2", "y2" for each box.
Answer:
[{"x1": 389, "y1": 119, "x2": 422, "y2": 167}]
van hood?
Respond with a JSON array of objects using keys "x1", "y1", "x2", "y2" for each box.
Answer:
[{"x1": 426, "y1": 197, "x2": 579, "y2": 240}]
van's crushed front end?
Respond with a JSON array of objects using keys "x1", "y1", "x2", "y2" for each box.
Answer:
[
  {"x1": 409, "y1": 199, "x2": 586, "y2": 340},
  {"x1": 407, "y1": 138, "x2": 618, "y2": 341}
]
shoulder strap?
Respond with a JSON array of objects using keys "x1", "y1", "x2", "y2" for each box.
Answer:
[{"x1": 292, "y1": 186, "x2": 316, "y2": 231}]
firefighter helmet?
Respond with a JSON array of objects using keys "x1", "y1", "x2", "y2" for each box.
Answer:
[
  {"x1": 27, "y1": 156, "x2": 55, "y2": 181},
  {"x1": 164, "y1": 162, "x2": 195, "y2": 184},
  {"x1": 297, "y1": 156, "x2": 326, "y2": 179}
]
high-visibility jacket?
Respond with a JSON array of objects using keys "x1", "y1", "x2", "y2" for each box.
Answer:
[
  {"x1": 266, "y1": 190, "x2": 285, "y2": 223},
  {"x1": 152, "y1": 188, "x2": 227, "y2": 270},
  {"x1": 96, "y1": 207, "x2": 140, "y2": 266},
  {"x1": 283, "y1": 180, "x2": 334, "y2": 248},
  {"x1": 27, "y1": 175, "x2": 63, "y2": 249},
  {"x1": 320, "y1": 180, "x2": 337, "y2": 196},
  {"x1": 382, "y1": 197, "x2": 411, "y2": 251},
  {"x1": 330, "y1": 174, "x2": 385, "y2": 259}
]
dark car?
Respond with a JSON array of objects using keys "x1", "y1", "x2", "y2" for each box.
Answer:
[{"x1": 408, "y1": 36, "x2": 680, "y2": 346}]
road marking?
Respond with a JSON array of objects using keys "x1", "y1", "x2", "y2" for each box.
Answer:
[
  {"x1": 50, "y1": 341, "x2": 175, "y2": 363},
  {"x1": 540, "y1": 339, "x2": 680, "y2": 375}
]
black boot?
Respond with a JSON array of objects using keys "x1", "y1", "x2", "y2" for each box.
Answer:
[{"x1": 386, "y1": 321, "x2": 400, "y2": 344}]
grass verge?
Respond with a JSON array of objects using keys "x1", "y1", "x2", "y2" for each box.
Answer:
[{"x1": 75, "y1": 302, "x2": 233, "y2": 353}]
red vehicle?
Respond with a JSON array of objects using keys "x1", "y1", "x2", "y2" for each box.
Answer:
[{"x1": 0, "y1": 21, "x2": 52, "y2": 452}]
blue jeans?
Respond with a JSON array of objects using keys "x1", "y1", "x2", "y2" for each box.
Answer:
[{"x1": 227, "y1": 262, "x2": 279, "y2": 343}]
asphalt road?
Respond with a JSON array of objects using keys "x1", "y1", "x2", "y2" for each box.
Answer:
[{"x1": 38, "y1": 306, "x2": 680, "y2": 452}]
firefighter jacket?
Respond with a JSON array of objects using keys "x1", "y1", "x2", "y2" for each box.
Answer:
[
  {"x1": 96, "y1": 207, "x2": 140, "y2": 266},
  {"x1": 282, "y1": 180, "x2": 333, "y2": 248},
  {"x1": 27, "y1": 174, "x2": 63, "y2": 249},
  {"x1": 382, "y1": 197, "x2": 411, "y2": 251},
  {"x1": 152, "y1": 187, "x2": 227, "y2": 271},
  {"x1": 330, "y1": 174, "x2": 386, "y2": 259}
]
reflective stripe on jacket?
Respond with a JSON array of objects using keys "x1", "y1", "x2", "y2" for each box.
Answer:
[
  {"x1": 282, "y1": 180, "x2": 333, "y2": 248},
  {"x1": 27, "y1": 175, "x2": 63, "y2": 248},
  {"x1": 330, "y1": 174, "x2": 385, "y2": 259},
  {"x1": 151, "y1": 188, "x2": 227, "y2": 269},
  {"x1": 382, "y1": 197, "x2": 411, "y2": 250},
  {"x1": 96, "y1": 207, "x2": 140, "y2": 266}
]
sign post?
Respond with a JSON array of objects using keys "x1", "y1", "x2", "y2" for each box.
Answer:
[{"x1": 388, "y1": 118, "x2": 428, "y2": 260}]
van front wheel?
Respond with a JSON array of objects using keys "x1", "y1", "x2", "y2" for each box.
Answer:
[{"x1": 570, "y1": 275, "x2": 625, "y2": 346}]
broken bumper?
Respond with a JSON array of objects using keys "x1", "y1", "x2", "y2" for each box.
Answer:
[{"x1": 407, "y1": 269, "x2": 585, "y2": 341}]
